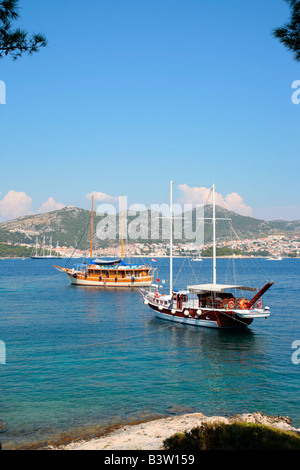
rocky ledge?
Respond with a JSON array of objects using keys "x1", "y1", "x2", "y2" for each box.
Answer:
[{"x1": 54, "y1": 412, "x2": 300, "y2": 450}]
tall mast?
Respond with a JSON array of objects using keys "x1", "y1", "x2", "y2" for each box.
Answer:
[
  {"x1": 121, "y1": 195, "x2": 124, "y2": 260},
  {"x1": 90, "y1": 196, "x2": 94, "y2": 260},
  {"x1": 170, "y1": 180, "x2": 173, "y2": 296},
  {"x1": 50, "y1": 236, "x2": 52, "y2": 257},
  {"x1": 35, "y1": 236, "x2": 38, "y2": 256},
  {"x1": 212, "y1": 183, "x2": 216, "y2": 284},
  {"x1": 43, "y1": 236, "x2": 45, "y2": 257}
]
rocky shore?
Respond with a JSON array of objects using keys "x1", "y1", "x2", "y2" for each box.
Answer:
[{"x1": 53, "y1": 412, "x2": 300, "y2": 450}]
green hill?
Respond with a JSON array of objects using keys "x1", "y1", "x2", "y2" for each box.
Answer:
[
  {"x1": 0, "y1": 205, "x2": 299, "y2": 253},
  {"x1": 200, "y1": 204, "x2": 300, "y2": 241}
]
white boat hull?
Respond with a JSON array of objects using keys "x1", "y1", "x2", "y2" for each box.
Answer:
[
  {"x1": 54, "y1": 265, "x2": 153, "y2": 288},
  {"x1": 70, "y1": 276, "x2": 152, "y2": 287},
  {"x1": 153, "y1": 309, "x2": 219, "y2": 328}
]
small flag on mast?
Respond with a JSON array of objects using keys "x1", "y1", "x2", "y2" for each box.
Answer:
[{"x1": 151, "y1": 258, "x2": 157, "y2": 263}]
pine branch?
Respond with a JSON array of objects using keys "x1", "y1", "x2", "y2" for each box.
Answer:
[
  {"x1": 273, "y1": 0, "x2": 300, "y2": 62},
  {"x1": 0, "y1": 0, "x2": 47, "y2": 60}
]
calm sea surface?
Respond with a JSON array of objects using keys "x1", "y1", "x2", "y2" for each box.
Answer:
[{"x1": 0, "y1": 257, "x2": 299, "y2": 449}]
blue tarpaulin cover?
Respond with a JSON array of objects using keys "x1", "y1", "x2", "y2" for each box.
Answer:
[{"x1": 91, "y1": 259, "x2": 122, "y2": 265}]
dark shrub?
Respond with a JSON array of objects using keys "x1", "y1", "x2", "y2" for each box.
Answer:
[{"x1": 163, "y1": 422, "x2": 300, "y2": 451}]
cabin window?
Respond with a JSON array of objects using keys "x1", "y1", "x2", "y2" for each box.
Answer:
[{"x1": 198, "y1": 293, "x2": 211, "y2": 307}]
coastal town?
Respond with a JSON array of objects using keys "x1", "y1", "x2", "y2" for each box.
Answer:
[{"x1": 6, "y1": 233, "x2": 298, "y2": 259}]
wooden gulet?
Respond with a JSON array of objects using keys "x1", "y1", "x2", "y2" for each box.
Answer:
[
  {"x1": 54, "y1": 195, "x2": 154, "y2": 287},
  {"x1": 141, "y1": 183, "x2": 274, "y2": 329}
]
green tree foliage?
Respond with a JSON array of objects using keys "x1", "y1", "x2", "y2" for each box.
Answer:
[
  {"x1": 273, "y1": 0, "x2": 300, "y2": 62},
  {"x1": 201, "y1": 247, "x2": 243, "y2": 257},
  {"x1": 0, "y1": 0, "x2": 46, "y2": 60},
  {"x1": 0, "y1": 243, "x2": 32, "y2": 257}
]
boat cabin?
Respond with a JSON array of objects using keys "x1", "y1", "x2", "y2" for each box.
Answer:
[
  {"x1": 167, "y1": 284, "x2": 258, "y2": 311},
  {"x1": 73, "y1": 258, "x2": 153, "y2": 282},
  {"x1": 186, "y1": 284, "x2": 257, "y2": 310}
]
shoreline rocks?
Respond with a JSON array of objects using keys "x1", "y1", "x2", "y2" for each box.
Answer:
[{"x1": 51, "y1": 412, "x2": 300, "y2": 450}]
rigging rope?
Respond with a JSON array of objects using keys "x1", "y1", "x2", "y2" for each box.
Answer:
[
  {"x1": 219, "y1": 310, "x2": 292, "y2": 346},
  {"x1": 64, "y1": 216, "x2": 92, "y2": 268},
  {"x1": 229, "y1": 221, "x2": 271, "y2": 288},
  {"x1": 42, "y1": 321, "x2": 173, "y2": 356}
]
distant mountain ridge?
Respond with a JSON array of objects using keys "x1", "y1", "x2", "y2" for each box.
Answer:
[{"x1": 0, "y1": 205, "x2": 299, "y2": 250}]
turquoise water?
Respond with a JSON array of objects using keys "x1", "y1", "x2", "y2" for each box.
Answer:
[{"x1": 0, "y1": 257, "x2": 299, "y2": 449}]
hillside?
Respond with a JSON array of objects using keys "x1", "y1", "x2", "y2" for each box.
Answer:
[
  {"x1": 0, "y1": 205, "x2": 299, "y2": 252},
  {"x1": 0, "y1": 206, "x2": 92, "y2": 250},
  {"x1": 201, "y1": 205, "x2": 300, "y2": 240}
]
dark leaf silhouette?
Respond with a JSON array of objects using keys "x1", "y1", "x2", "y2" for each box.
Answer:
[
  {"x1": 0, "y1": 0, "x2": 47, "y2": 60},
  {"x1": 273, "y1": 0, "x2": 300, "y2": 62}
]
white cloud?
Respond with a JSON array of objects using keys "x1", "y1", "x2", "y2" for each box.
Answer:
[
  {"x1": 0, "y1": 190, "x2": 33, "y2": 221},
  {"x1": 177, "y1": 185, "x2": 211, "y2": 206},
  {"x1": 0, "y1": 191, "x2": 67, "y2": 221},
  {"x1": 38, "y1": 197, "x2": 65, "y2": 214},
  {"x1": 223, "y1": 192, "x2": 253, "y2": 217},
  {"x1": 86, "y1": 191, "x2": 119, "y2": 204},
  {"x1": 177, "y1": 184, "x2": 253, "y2": 217}
]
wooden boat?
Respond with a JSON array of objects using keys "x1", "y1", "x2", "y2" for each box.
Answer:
[
  {"x1": 141, "y1": 183, "x2": 273, "y2": 328},
  {"x1": 54, "y1": 196, "x2": 154, "y2": 287}
]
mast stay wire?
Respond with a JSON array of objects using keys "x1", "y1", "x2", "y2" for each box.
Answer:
[
  {"x1": 229, "y1": 221, "x2": 271, "y2": 287},
  {"x1": 64, "y1": 216, "x2": 92, "y2": 268}
]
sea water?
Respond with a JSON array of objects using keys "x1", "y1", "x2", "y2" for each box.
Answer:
[{"x1": 0, "y1": 257, "x2": 299, "y2": 449}]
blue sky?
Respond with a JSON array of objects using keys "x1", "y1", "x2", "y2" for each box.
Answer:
[{"x1": 0, "y1": 0, "x2": 299, "y2": 221}]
